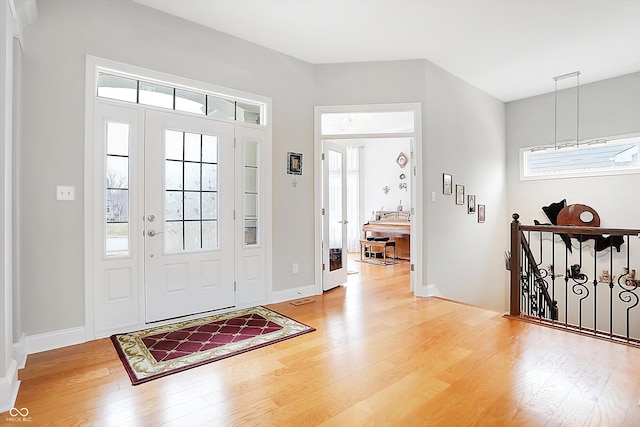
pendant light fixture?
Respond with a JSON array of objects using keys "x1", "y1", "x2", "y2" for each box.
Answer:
[{"x1": 553, "y1": 71, "x2": 581, "y2": 150}]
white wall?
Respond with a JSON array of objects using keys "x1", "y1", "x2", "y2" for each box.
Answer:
[
  {"x1": 361, "y1": 138, "x2": 411, "y2": 217},
  {"x1": 506, "y1": 72, "x2": 640, "y2": 227},
  {"x1": 19, "y1": 0, "x2": 315, "y2": 336}
]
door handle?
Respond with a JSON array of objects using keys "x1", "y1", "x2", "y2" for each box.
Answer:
[
  {"x1": 337, "y1": 220, "x2": 349, "y2": 224},
  {"x1": 147, "y1": 229, "x2": 163, "y2": 237}
]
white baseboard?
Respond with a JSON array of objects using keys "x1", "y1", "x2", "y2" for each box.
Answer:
[
  {"x1": 0, "y1": 359, "x2": 20, "y2": 413},
  {"x1": 25, "y1": 326, "x2": 86, "y2": 355},
  {"x1": 269, "y1": 283, "x2": 319, "y2": 305},
  {"x1": 426, "y1": 284, "x2": 442, "y2": 298},
  {"x1": 13, "y1": 333, "x2": 26, "y2": 369}
]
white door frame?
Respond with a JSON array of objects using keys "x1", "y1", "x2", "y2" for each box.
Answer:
[{"x1": 313, "y1": 103, "x2": 423, "y2": 295}]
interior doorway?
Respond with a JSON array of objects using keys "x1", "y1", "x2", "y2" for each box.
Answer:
[{"x1": 314, "y1": 104, "x2": 423, "y2": 295}]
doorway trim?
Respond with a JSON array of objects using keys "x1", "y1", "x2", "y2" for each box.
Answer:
[{"x1": 313, "y1": 103, "x2": 423, "y2": 295}]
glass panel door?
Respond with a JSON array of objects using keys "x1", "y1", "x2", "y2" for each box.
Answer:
[
  {"x1": 144, "y1": 110, "x2": 235, "y2": 322},
  {"x1": 323, "y1": 141, "x2": 347, "y2": 290}
]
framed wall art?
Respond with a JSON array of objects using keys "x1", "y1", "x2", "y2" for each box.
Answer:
[
  {"x1": 478, "y1": 204, "x2": 485, "y2": 223},
  {"x1": 455, "y1": 184, "x2": 465, "y2": 205},
  {"x1": 287, "y1": 152, "x2": 303, "y2": 175},
  {"x1": 467, "y1": 194, "x2": 476, "y2": 214},
  {"x1": 443, "y1": 173, "x2": 452, "y2": 195}
]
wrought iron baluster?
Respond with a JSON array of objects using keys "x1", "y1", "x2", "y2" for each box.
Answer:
[
  {"x1": 579, "y1": 237, "x2": 583, "y2": 266},
  {"x1": 618, "y1": 234, "x2": 637, "y2": 342},
  {"x1": 565, "y1": 243, "x2": 569, "y2": 327},
  {"x1": 593, "y1": 244, "x2": 598, "y2": 336},
  {"x1": 538, "y1": 231, "x2": 543, "y2": 266},
  {"x1": 552, "y1": 232, "x2": 556, "y2": 323},
  {"x1": 609, "y1": 240, "x2": 614, "y2": 337}
]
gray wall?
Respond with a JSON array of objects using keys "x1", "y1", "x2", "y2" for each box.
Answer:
[
  {"x1": 506, "y1": 72, "x2": 640, "y2": 228},
  {"x1": 424, "y1": 62, "x2": 508, "y2": 311},
  {"x1": 20, "y1": 0, "x2": 513, "y2": 338},
  {"x1": 1, "y1": 0, "x2": 13, "y2": 379},
  {"x1": 20, "y1": 0, "x2": 315, "y2": 335},
  {"x1": 12, "y1": 36, "x2": 22, "y2": 344},
  {"x1": 315, "y1": 60, "x2": 509, "y2": 311}
]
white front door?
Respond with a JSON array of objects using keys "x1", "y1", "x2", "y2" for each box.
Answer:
[
  {"x1": 144, "y1": 110, "x2": 236, "y2": 322},
  {"x1": 322, "y1": 141, "x2": 348, "y2": 291}
]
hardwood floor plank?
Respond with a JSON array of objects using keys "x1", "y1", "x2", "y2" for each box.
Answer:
[
  {"x1": 507, "y1": 334, "x2": 608, "y2": 425},
  {"x1": 585, "y1": 347, "x2": 640, "y2": 426},
  {"x1": 4, "y1": 255, "x2": 640, "y2": 425}
]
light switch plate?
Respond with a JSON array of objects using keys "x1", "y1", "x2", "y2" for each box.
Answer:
[{"x1": 57, "y1": 185, "x2": 75, "y2": 201}]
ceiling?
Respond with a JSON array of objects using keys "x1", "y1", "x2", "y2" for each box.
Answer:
[{"x1": 133, "y1": 0, "x2": 640, "y2": 102}]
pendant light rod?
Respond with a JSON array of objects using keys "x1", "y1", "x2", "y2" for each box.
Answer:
[
  {"x1": 553, "y1": 71, "x2": 581, "y2": 81},
  {"x1": 553, "y1": 71, "x2": 581, "y2": 150}
]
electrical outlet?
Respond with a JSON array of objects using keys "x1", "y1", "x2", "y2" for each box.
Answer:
[
  {"x1": 292, "y1": 263, "x2": 299, "y2": 274},
  {"x1": 57, "y1": 185, "x2": 75, "y2": 201}
]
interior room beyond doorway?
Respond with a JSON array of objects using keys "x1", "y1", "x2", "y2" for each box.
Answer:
[
  {"x1": 331, "y1": 137, "x2": 412, "y2": 261},
  {"x1": 315, "y1": 104, "x2": 422, "y2": 295}
]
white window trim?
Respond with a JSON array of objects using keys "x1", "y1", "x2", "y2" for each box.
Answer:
[{"x1": 520, "y1": 133, "x2": 640, "y2": 181}]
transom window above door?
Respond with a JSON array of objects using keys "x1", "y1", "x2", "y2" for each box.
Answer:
[
  {"x1": 97, "y1": 72, "x2": 264, "y2": 125},
  {"x1": 321, "y1": 111, "x2": 415, "y2": 135}
]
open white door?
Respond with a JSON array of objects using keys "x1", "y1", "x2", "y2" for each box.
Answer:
[
  {"x1": 144, "y1": 110, "x2": 235, "y2": 322},
  {"x1": 322, "y1": 141, "x2": 348, "y2": 291}
]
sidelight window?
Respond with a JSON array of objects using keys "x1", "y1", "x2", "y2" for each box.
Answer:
[
  {"x1": 105, "y1": 121, "x2": 130, "y2": 257},
  {"x1": 244, "y1": 140, "x2": 259, "y2": 245}
]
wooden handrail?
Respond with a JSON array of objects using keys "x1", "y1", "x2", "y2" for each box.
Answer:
[{"x1": 520, "y1": 224, "x2": 640, "y2": 236}]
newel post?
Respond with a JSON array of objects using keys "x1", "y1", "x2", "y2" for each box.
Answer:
[{"x1": 509, "y1": 213, "x2": 521, "y2": 316}]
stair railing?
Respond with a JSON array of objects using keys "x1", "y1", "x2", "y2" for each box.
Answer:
[{"x1": 509, "y1": 213, "x2": 640, "y2": 345}]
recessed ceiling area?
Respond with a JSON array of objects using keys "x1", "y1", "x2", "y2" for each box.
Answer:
[{"x1": 133, "y1": 0, "x2": 640, "y2": 102}]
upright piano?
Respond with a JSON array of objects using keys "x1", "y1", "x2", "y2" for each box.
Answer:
[{"x1": 362, "y1": 211, "x2": 411, "y2": 260}]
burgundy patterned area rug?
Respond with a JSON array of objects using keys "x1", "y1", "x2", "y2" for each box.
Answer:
[{"x1": 111, "y1": 306, "x2": 315, "y2": 385}]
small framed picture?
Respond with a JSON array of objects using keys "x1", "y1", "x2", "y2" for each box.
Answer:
[
  {"x1": 467, "y1": 194, "x2": 476, "y2": 214},
  {"x1": 443, "y1": 173, "x2": 453, "y2": 195},
  {"x1": 455, "y1": 184, "x2": 465, "y2": 205},
  {"x1": 287, "y1": 152, "x2": 303, "y2": 175},
  {"x1": 478, "y1": 204, "x2": 485, "y2": 223}
]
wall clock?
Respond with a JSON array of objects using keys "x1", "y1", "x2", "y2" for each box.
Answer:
[{"x1": 396, "y1": 152, "x2": 408, "y2": 168}]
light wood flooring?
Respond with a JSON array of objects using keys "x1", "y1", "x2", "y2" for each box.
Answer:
[{"x1": 5, "y1": 256, "x2": 640, "y2": 426}]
